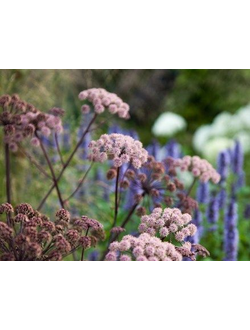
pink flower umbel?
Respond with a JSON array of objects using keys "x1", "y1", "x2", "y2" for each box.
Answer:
[
  {"x1": 78, "y1": 88, "x2": 130, "y2": 119},
  {"x1": 88, "y1": 133, "x2": 148, "y2": 169},
  {"x1": 167, "y1": 156, "x2": 221, "y2": 184},
  {"x1": 0, "y1": 94, "x2": 64, "y2": 151},
  {"x1": 106, "y1": 207, "x2": 208, "y2": 261},
  {"x1": 105, "y1": 233, "x2": 183, "y2": 261}
]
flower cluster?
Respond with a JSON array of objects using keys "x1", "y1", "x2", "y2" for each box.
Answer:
[
  {"x1": 224, "y1": 199, "x2": 238, "y2": 261},
  {"x1": 79, "y1": 88, "x2": 130, "y2": 119},
  {"x1": 125, "y1": 156, "x2": 180, "y2": 197},
  {"x1": 88, "y1": 133, "x2": 148, "y2": 169},
  {"x1": 105, "y1": 207, "x2": 209, "y2": 261},
  {"x1": 0, "y1": 203, "x2": 104, "y2": 261},
  {"x1": 110, "y1": 227, "x2": 126, "y2": 234},
  {"x1": 138, "y1": 207, "x2": 197, "y2": 242},
  {"x1": 105, "y1": 233, "x2": 208, "y2": 261},
  {"x1": 106, "y1": 233, "x2": 183, "y2": 261},
  {"x1": 120, "y1": 156, "x2": 197, "y2": 214},
  {"x1": 0, "y1": 94, "x2": 63, "y2": 152},
  {"x1": 168, "y1": 156, "x2": 221, "y2": 184}
]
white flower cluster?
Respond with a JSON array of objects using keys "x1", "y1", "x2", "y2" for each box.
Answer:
[
  {"x1": 152, "y1": 112, "x2": 187, "y2": 137},
  {"x1": 193, "y1": 105, "x2": 250, "y2": 161}
]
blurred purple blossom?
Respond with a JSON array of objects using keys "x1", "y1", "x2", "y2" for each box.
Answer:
[
  {"x1": 224, "y1": 199, "x2": 238, "y2": 261},
  {"x1": 196, "y1": 182, "x2": 210, "y2": 204},
  {"x1": 206, "y1": 195, "x2": 219, "y2": 231},
  {"x1": 217, "y1": 150, "x2": 230, "y2": 182}
]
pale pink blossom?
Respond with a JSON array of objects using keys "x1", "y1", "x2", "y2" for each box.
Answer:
[
  {"x1": 88, "y1": 133, "x2": 148, "y2": 169},
  {"x1": 105, "y1": 251, "x2": 117, "y2": 261},
  {"x1": 78, "y1": 88, "x2": 130, "y2": 119},
  {"x1": 120, "y1": 254, "x2": 132, "y2": 261},
  {"x1": 170, "y1": 156, "x2": 221, "y2": 184}
]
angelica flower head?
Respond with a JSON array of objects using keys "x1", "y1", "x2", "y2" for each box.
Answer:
[
  {"x1": 0, "y1": 94, "x2": 64, "y2": 152},
  {"x1": 88, "y1": 133, "x2": 148, "y2": 169},
  {"x1": 106, "y1": 233, "x2": 183, "y2": 261},
  {"x1": 138, "y1": 207, "x2": 196, "y2": 242},
  {"x1": 78, "y1": 88, "x2": 130, "y2": 119},
  {"x1": 168, "y1": 155, "x2": 221, "y2": 184}
]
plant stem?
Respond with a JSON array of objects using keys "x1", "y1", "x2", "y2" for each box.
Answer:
[
  {"x1": 55, "y1": 133, "x2": 65, "y2": 166},
  {"x1": 186, "y1": 177, "x2": 197, "y2": 197},
  {"x1": 81, "y1": 227, "x2": 90, "y2": 261},
  {"x1": 4, "y1": 143, "x2": 11, "y2": 204},
  {"x1": 100, "y1": 202, "x2": 139, "y2": 261},
  {"x1": 37, "y1": 133, "x2": 65, "y2": 209},
  {"x1": 120, "y1": 203, "x2": 138, "y2": 230},
  {"x1": 20, "y1": 147, "x2": 52, "y2": 180},
  {"x1": 64, "y1": 162, "x2": 93, "y2": 203},
  {"x1": 110, "y1": 203, "x2": 139, "y2": 243},
  {"x1": 37, "y1": 113, "x2": 97, "y2": 210},
  {"x1": 113, "y1": 167, "x2": 120, "y2": 227}
]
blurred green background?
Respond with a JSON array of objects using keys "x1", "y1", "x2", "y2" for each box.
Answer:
[{"x1": 2, "y1": 69, "x2": 250, "y2": 138}]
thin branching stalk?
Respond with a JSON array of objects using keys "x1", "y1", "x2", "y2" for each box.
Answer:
[
  {"x1": 55, "y1": 133, "x2": 65, "y2": 166},
  {"x1": 37, "y1": 113, "x2": 98, "y2": 210},
  {"x1": 36, "y1": 133, "x2": 65, "y2": 209},
  {"x1": 113, "y1": 167, "x2": 120, "y2": 227},
  {"x1": 186, "y1": 177, "x2": 197, "y2": 197},
  {"x1": 81, "y1": 227, "x2": 90, "y2": 261},
  {"x1": 4, "y1": 142, "x2": 11, "y2": 204},
  {"x1": 64, "y1": 162, "x2": 94, "y2": 203},
  {"x1": 20, "y1": 147, "x2": 52, "y2": 180}
]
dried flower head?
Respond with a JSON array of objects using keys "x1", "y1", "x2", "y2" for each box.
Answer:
[
  {"x1": 0, "y1": 203, "x2": 102, "y2": 261},
  {"x1": 0, "y1": 94, "x2": 64, "y2": 152},
  {"x1": 56, "y1": 209, "x2": 71, "y2": 222},
  {"x1": 0, "y1": 203, "x2": 14, "y2": 214}
]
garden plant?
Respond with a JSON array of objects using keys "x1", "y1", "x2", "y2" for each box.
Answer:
[{"x1": 1, "y1": 88, "x2": 245, "y2": 261}]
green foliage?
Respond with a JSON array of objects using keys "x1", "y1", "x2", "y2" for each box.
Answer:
[{"x1": 165, "y1": 69, "x2": 250, "y2": 132}]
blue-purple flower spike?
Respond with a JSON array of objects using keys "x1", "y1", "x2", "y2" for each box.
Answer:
[
  {"x1": 206, "y1": 195, "x2": 219, "y2": 231},
  {"x1": 217, "y1": 188, "x2": 227, "y2": 209},
  {"x1": 232, "y1": 141, "x2": 244, "y2": 174},
  {"x1": 224, "y1": 199, "x2": 238, "y2": 261},
  {"x1": 147, "y1": 139, "x2": 161, "y2": 160},
  {"x1": 196, "y1": 182, "x2": 210, "y2": 204},
  {"x1": 165, "y1": 139, "x2": 182, "y2": 159},
  {"x1": 217, "y1": 150, "x2": 230, "y2": 182}
]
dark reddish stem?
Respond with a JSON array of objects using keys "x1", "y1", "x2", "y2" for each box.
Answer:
[
  {"x1": 4, "y1": 142, "x2": 11, "y2": 204},
  {"x1": 113, "y1": 167, "x2": 120, "y2": 227},
  {"x1": 37, "y1": 133, "x2": 65, "y2": 209},
  {"x1": 81, "y1": 227, "x2": 90, "y2": 261},
  {"x1": 100, "y1": 202, "x2": 139, "y2": 261}
]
